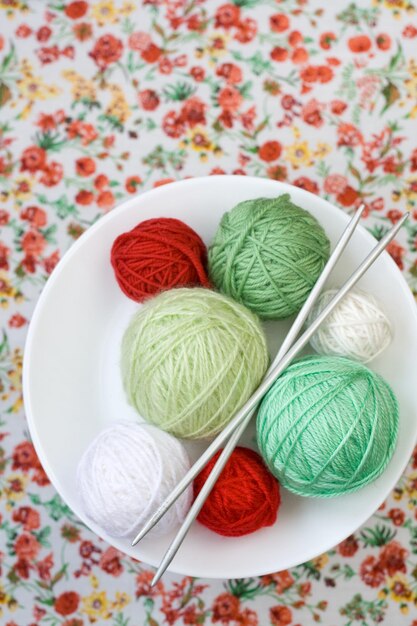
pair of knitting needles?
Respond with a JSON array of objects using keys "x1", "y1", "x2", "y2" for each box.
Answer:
[{"x1": 132, "y1": 204, "x2": 408, "y2": 585}]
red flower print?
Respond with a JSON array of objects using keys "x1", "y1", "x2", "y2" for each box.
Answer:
[
  {"x1": 99, "y1": 547, "x2": 123, "y2": 576},
  {"x1": 16, "y1": 24, "x2": 32, "y2": 38},
  {"x1": 270, "y1": 605, "x2": 292, "y2": 626},
  {"x1": 288, "y1": 31, "x2": 302, "y2": 47},
  {"x1": 158, "y1": 57, "x2": 173, "y2": 74},
  {"x1": 75, "y1": 190, "x2": 94, "y2": 205},
  {"x1": 234, "y1": 18, "x2": 257, "y2": 43},
  {"x1": 90, "y1": 34, "x2": 123, "y2": 69},
  {"x1": 215, "y1": 4, "x2": 240, "y2": 29},
  {"x1": 300, "y1": 65, "x2": 318, "y2": 82},
  {"x1": 163, "y1": 111, "x2": 186, "y2": 138},
  {"x1": 267, "y1": 164, "x2": 288, "y2": 181},
  {"x1": 299, "y1": 581, "x2": 311, "y2": 596},
  {"x1": 135, "y1": 570, "x2": 163, "y2": 597},
  {"x1": 73, "y1": 22, "x2": 93, "y2": 41},
  {"x1": 348, "y1": 35, "x2": 372, "y2": 53},
  {"x1": 302, "y1": 99, "x2": 324, "y2": 127},
  {"x1": 293, "y1": 176, "x2": 318, "y2": 194},
  {"x1": 337, "y1": 122, "x2": 362, "y2": 147},
  {"x1": 75, "y1": 157, "x2": 96, "y2": 177},
  {"x1": 338, "y1": 535, "x2": 359, "y2": 557},
  {"x1": 14, "y1": 558, "x2": 31, "y2": 579},
  {"x1": 0, "y1": 210, "x2": 9, "y2": 225},
  {"x1": 14, "y1": 533, "x2": 41, "y2": 560},
  {"x1": 32, "y1": 465, "x2": 50, "y2": 486},
  {"x1": 317, "y1": 65, "x2": 333, "y2": 83},
  {"x1": 270, "y1": 14, "x2": 290, "y2": 33},
  {"x1": 258, "y1": 141, "x2": 282, "y2": 162},
  {"x1": 40, "y1": 161, "x2": 64, "y2": 187},
  {"x1": 379, "y1": 541, "x2": 407, "y2": 576},
  {"x1": 43, "y1": 250, "x2": 60, "y2": 274},
  {"x1": 37, "y1": 26, "x2": 52, "y2": 43},
  {"x1": 22, "y1": 255, "x2": 37, "y2": 274},
  {"x1": 403, "y1": 24, "x2": 417, "y2": 38},
  {"x1": 79, "y1": 540, "x2": 99, "y2": 559},
  {"x1": 21, "y1": 230, "x2": 46, "y2": 257},
  {"x1": 37, "y1": 553, "x2": 54, "y2": 581},
  {"x1": 388, "y1": 508, "x2": 405, "y2": 526},
  {"x1": 97, "y1": 190, "x2": 115, "y2": 209},
  {"x1": 128, "y1": 31, "x2": 151, "y2": 51},
  {"x1": 324, "y1": 173, "x2": 347, "y2": 194},
  {"x1": 54, "y1": 591, "x2": 80, "y2": 616},
  {"x1": 376, "y1": 34, "x2": 391, "y2": 50},
  {"x1": 218, "y1": 86, "x2": 243, "y2": 111},
  {"x1": 212, "y1": 592, "x2": 240, "y2": 623},
  {"x1": 190, "y1": 66, "x2": 205, "y2": 81},
  {"x1": 67, "y1": 121, "x2": 98, "y2": 145},
  {"x1": 65, "y1": 1, "x2": 88, "y2": 19},
  {"x1": 20, "y1": 146, "x2": 47, "y2": 172},
  {"x1": 12, "y1": 441, "x2": 39, "y2": 471},
  {"x1": 62, "y1": 620, "x2": 83, "y2": 626},
  {"x1": 238, "y1": 608, "x2": 258, "y2": 626},
  {"x1": 216, "y1": 63, "x2": 243, "y2": 84},
  {"x1": 271, "y1": 47, "x2": 288, "y2": 62},
  {"x1": 360, "y1": 555, "x2": 385, "y2": 588},
  {"x1": 94, "y1": 173, "x2": 109, "y2": 190},
  {"x1": 387, "y1": 209, "x2": 403, "y2": 224},
  {"x1": 9, "y1": 313, "x2": 27, "y2": 328},
  {"x1": 180, "y1": 97, "x2": 206, "y2": 127},
  {"x1": 337, "y1": 185, "x2": 359, "y2": 207},
  {"x1": 37, "y1": 46, "x2": 60, "y2": 65},
  {"x1": 12, "y1": 507, "x2": 40, "y2": 531},
  {"x1": 141, "y1": 43, "x2": 162, "y2": 63},
  {"x1": 386, "y1": 240, "x2": 405, "y2": 270},
  {"x1": 330, "y1": 99, "x2": 347, "y2": 114},
  {"x1": 320, "y1": 32, "x2": 336, "y2": 49},
  {"x1": 125, "y1": 176, "x2": 142, "y2": 193},
  {"x1": 0, "y1": 242, "x2": 10, "y2": 270},
  {"x1": 291, "y1": 47, "x2": 308, "y2": 64},
  {"x1": 138, "y1": 89, "x2": 160, "y2": 111}
]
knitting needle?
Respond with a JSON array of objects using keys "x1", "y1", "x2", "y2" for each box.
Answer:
[
  {"x1": 149, "y1": 211, "x2": 408, "y2": 585},
  {"x1": 132, "y1": 204, "x2": 365, "y2": 548}
]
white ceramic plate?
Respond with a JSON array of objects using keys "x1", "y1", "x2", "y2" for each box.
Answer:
[{"x1": 23, "y1": 176, "x2": 417, "y2": 579}]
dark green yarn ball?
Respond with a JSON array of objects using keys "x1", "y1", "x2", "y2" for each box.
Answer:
[{"x1": 208, "y1": 194, "x2": 330, "y2": 319}]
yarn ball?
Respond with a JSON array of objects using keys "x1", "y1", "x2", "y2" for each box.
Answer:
[
  {"x1": 306, "y1": 287, "x2": 392, "y2": 363},
  {"x1": 257, "y1": 355, "x2": 399, "y2": 497},
  {"x1": 77, "y1": 421, "x2": 192, "y2": 537},
  {"x1": 111, "y1": 217, "x2": 210, "y2": 302},
  {"x1": 121, "y1": 288, "x2": 269, "y2": 439},
  {"x1": 193, "y1": 447, "x2": 280, "y2": 536},
  {"x1": 208, "y1": 194, "x2": 330, "y2": 319}
]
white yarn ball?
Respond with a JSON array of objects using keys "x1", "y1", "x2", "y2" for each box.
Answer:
[
  {"x1": 306, "y1": 288, "x2": 392, "y2": 363},
  {"x1": 77, "y1": 421, "x2": 192, "y2": 538}
]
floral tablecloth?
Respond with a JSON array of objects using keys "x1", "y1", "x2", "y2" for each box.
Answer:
[{"x1": 1, "y1": 0, "x2": 417, "y2": 624}]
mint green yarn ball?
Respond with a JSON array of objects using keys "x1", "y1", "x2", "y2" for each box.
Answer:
[
  {"x1": 121, "y1": 288, "x2": 269, "y2": 440},
  {"x1": 208, "y1": 194, "x2": 330, "y2": 319},
  {"x1": 257, "y1": 355, "x2": 398, "y2": 497}
]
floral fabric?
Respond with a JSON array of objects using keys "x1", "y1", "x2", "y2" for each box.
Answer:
[{"x1": 1, "y1": 0, "x2": 417, "y2": 624}]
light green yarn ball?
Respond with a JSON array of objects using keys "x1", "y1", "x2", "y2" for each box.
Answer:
[
  {"x1": 208, "y1": 194, "x2": 330, "y2": 319},
  {"x1": 257, "y1": 355, "x2": 398, "y2": 497},
  {"x1": 121, "y1": 288, "x2": 269, "y2": 440}
]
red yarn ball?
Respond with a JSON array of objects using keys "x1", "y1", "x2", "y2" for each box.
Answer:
[
  {"x1": 111, "y1": 217, "x2": 210, "y2": 302},
  {"x1": 194, "y1": 447, "x2": 280, "y2": 537}
]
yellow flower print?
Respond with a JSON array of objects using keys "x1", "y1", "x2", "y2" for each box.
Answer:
[
  {"x1": 12, "y1": 174, "x2": 33, "y2": 201},
  {"x1": 311, "y1": 553, "x2": 329, "y2": 570},
  {"x1": 203, "y1": 33, "x2": 229, "y2": 62},
  {"x1": 62, "y1": 70, "x2": 97, "y2": 104},
  {"x1": 111, "y1": 592, "x2": 131, "y2": 610},
  {"x1": 105, "y1": 84, "x2": 131, "y2": 124},
  {"x1": 92, "y1": 0, "x2": 117, "y2": 25},
  {"x1": 90, "y1": 574, "x2": 99, "y2": 589},
  {"x1": 387, "y1": 573, "x2": 413, "y2": 603},
  {"x1": 314, "y1": 143, "x2": 332, "y2": 158},
  {"x1": 285, "y1": 141, "x2": 313, "y2": 168},
  {"x1": 9, "y1": 348, "x2": 23, "y2": 393},
  {"x1": 120, "y1": 1, "x2": 135, "y2": 14},
  {"x1": 0, "y1": 271, "x2": 16, "y2": 300},
  {"x1": 82, "y1": 591, "x2": 112, "y2": 620},
  {"x1": 188, "y1": 126, "x2": 214, "y2": 152},
  {"x1": 4, "y1": 473, "x2": 29, "y2": 502},
  {"x1": 17, "y1": 60, "x2": 59, "y2": 108}
]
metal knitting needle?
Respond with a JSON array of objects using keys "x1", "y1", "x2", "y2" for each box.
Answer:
[
  {"x1": 150, "y1": 211, "x2": 408, "y2": 586},
  {"x1": 132, "y1": 204, "x2": 366, "y2": 549}
]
